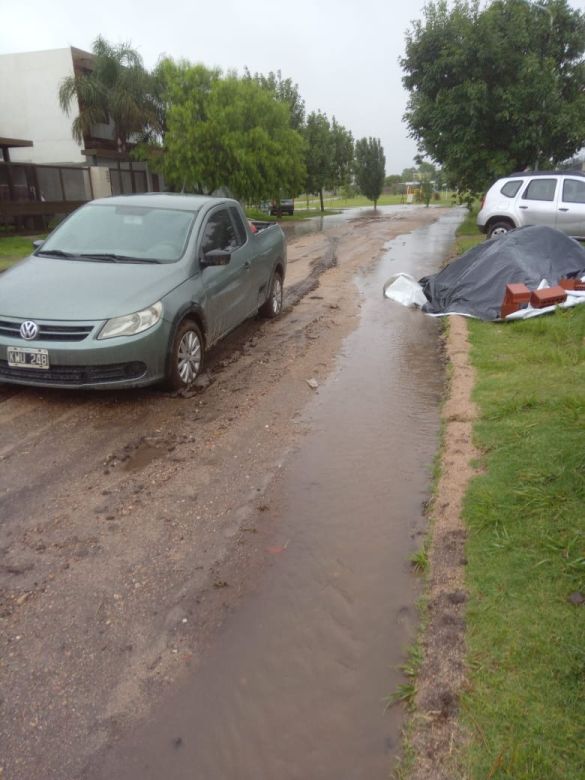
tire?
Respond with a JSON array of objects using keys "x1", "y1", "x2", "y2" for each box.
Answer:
[
  {"x1": 165, "y1": 319, "x2": 204, "y2": 390},
  {"x1": 487, "y1": 220, "x2": 514, "y2": 239},
  {"x1": 259, "y1": 270, "x2": 283, "y2": 319}
]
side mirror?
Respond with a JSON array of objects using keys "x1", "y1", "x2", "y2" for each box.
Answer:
[
  {"x1": 33, "y1": 239, "x2": 44, "y2": 251},
  {"x1": 201, "y1": 249, "x2": 231, "y2": 267}
]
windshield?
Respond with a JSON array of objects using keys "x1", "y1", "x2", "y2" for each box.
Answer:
[{"x1": 40, "y1": 204, "x2": 198, "y2": 263}]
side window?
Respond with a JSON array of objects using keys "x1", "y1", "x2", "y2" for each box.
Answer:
[
  {"x1": 562, "y1": 178, "x2": 585, "y2": 204},
  {"x1": 228, "y1": 207, "x2": 247, "y2": 247},
  {"x1": 522, "y1": 179, "x2": 557, "y2": 202},
  {"x1": 500, "y1": 180, "x2": 523, "y2": 198},
  {"x1": 201, "y1": 209, "x2": 238, "y2": 254}
]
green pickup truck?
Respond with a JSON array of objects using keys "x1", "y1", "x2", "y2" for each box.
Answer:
[{"x1": 0, "y1": 194, "x2": 287, "y2": 390}]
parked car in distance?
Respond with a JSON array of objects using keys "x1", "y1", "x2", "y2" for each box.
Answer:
[
  {"x1": 0, "y1": 194, "x2": 287, "y2": 391},
  {"x1": 270, "y1": 197, "x2": 295, "y2": 216},
  {"x1": 477, "y1": 171, "x2": 585, "y2": 239}
]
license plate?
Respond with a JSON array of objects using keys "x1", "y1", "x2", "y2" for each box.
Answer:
[{"x1": 7, "y1": 347, "x2": 50, "y2": 370}]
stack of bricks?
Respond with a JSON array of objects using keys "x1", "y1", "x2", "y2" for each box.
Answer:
[
  {"x1": 500, "y1": 278, "x2": 585, "y2": 319},
  {"x1": 529, "y1": 286, "x2": 567, "y2": 309},
  {"x1": 559, "y1": 278, "x2": 585, "y2": 292},
  {"x1": 500, "y1": 283, "x2": 531, "y2": 319}
]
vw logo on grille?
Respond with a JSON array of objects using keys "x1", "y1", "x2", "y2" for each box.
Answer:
[{"x1": 20, "y1": 320, "x2": 40, "y2": 340}]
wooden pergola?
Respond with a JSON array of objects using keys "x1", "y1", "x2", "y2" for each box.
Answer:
[{"x1": 0, "y1": 137, "x2": 33, "y2": 162}]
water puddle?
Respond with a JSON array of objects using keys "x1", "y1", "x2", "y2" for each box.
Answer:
[
  {"x1": 281, "y1": 204, "x2": 409, "y2": 239},
  {"x1": 95, "y1": 210, "x2": 464, "y2": 779}
]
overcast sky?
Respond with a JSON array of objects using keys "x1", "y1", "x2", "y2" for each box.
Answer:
[{"x1": 2, "y1": 0, "x2": 585, "y2": 173}]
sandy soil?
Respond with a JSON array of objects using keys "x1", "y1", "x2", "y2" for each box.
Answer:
[
  {"x1": 0, "y1": 206, "x2": 442, "y2": 780},
  {"x1": 407, "y1": 314, "x2": 479, "y2": 780}
]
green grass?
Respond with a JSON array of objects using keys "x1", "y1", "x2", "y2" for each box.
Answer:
[
  {"x1": 410, "y1": 547, "x2": 429, "y2": 574},
  {"x1": 0, "y1": 235, "x2": 42, "y2": 271},
  {"x1": 460, "y1": 307, "x2": 585, "y2": 778},
  {"x1": 453, "y1": 201, "x2": 484, "y2": 255},
  {"x1": 297, "y1": 192, "x2": 455, "y2": 209}
]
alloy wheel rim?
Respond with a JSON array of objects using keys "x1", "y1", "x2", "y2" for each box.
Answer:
[
  {"x1": 177, "y1": 330, "x2": 202, "y2": 384},
  {"x1": 272, "y1": 277, "x2": 283, "y2": 314}
]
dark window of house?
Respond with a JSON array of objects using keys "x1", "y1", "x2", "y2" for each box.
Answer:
[
  {"x1": 523, "y1": 179, "x2": 557, "y2": 201},
  {"x1": 501, "y1": 181, "x2": 523, "y2": 198},
  {"x1": 562, "y1": 178, "x2": 585, "y2": 204}
]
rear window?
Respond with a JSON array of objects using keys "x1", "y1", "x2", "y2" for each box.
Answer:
[
  {"x1": 523, "y1": 179, "x2": 557, "y2": 202},
  {"x1": 500, "y1": 181, "x2": 523, "y2": 198},
  {"x1": 562, "y1": 178, "x2": 585, "y2": 204}
]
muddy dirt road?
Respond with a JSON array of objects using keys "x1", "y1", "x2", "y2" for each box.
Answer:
[{"x1": 0, "y1": 206, "x2": 461, "y2": 779}]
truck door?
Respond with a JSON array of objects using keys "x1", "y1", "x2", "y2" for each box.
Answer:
[
  {"x1": 517, "y1": 178, "x2": 559, "y2": 228},
  {"x1": 198, "y1": 206, "x2": 251, "y2": 343},
  {"x1": 557, "y1": 177, "x2": 585, "y2": 239},
  {"x1": 227, "y1": 205, "x2": 273, "y2": 312}
]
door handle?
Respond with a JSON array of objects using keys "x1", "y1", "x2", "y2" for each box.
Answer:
[
  {"x1": 519, "y1": 205, "x2": 528, "y2": 209},
  {"x1": 559, "y1": 208, "x2": 569, "y2": 212}
]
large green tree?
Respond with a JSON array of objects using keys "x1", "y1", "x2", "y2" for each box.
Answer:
[
  {"x1": 330, "y1": 118, "x2": 355, "y2": 192},
  {"x1": 243, "y1": 68, "x2": 306, "y2": 130},
  {"x1": 354, "y1": 137, "x2": 386, "y2": 208},
  {"x1": 303, "y1": 112, "x2": 355, "y2": 210},
  {"x1": 303, "y1": 111, "x2": 334, "y2": 211},
  {"x1": 59, "y1": 36, "x2": 159, "y2": 152},
  {"x1": 162, "y1": 68, "x2": 306, "y2": 201},
  {"x1": 401, "y1": 0, "x2": 585, "y2": 196}
]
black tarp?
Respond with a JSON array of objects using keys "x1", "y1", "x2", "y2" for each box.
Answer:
[{"x1": 419, "y1": 226, "x2": 585, "y2": 320}]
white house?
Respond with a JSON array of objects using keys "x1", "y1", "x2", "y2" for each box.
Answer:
[{"x1": 0, "y1": 47, "x2": 102, "y2": 165}]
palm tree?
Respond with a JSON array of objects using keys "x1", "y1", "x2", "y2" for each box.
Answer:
[{"x1": 59, "y1": 36, "x2": 159, "y2": 153}]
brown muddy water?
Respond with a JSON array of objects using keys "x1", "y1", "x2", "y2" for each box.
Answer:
[{"x1": 94, "y1": 210, "x2": 463, "y2": 780}]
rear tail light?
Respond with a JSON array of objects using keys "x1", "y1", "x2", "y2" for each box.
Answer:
[{"x1": 480, "y1": 194, "x2": 486, "y2": 209}]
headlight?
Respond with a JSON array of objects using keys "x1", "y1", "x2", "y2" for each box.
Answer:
[{"x1": 98, "y1": 302, "x2": 163, "y2": 340}]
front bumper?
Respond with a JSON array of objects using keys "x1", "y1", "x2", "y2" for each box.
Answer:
[{"x1": 0, "y1": 316, "x2": 170, "y2": 389}]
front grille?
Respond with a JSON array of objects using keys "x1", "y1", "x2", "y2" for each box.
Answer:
[
  {"x1": 0, "y1": 319, "x2": 94, "y2": 342},
  {"x1": 0, "y1": 361, "x2": 147, "y2": 385}
]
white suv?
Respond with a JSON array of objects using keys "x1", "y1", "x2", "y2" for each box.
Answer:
[{"x1": 477, "y1": 171, "x2": 585, "y2": 239}]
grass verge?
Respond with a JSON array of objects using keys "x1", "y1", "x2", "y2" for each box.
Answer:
[
  {"x1": 450, "y1": 211, "x2": 585, "y2": 777},
  {"x1": 395, "y1": 212, "x2": 584, "y2": 778},
  {"x1": 0, "y1": 235, "x2": 42, "y2": 271},
  {"x1": 453, "y1": 201, "x2": 483, "y2": 255},
  {"x1": 297, "y1": 193, "x2": 455, "y2": 209},
  {"x1": 461, "y1": 306, "x2": 585, "y2": 779}
]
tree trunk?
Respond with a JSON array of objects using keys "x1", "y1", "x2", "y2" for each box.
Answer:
[{"x1": 319, "y1": 189, "x2": 324, "y2": 212}]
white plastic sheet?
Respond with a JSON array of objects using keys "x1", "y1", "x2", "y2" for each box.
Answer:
[{"x1": 383, "y1": 273, "x2": 428, "y2": 307}]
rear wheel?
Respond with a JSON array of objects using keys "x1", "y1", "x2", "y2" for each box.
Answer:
[
  {"x1": 166, "y1": 320, "x2": 204, "y2": 390},
  {"x1": 259, "y1": 271, "x2": 283, "y2": 319},
  {"x1": 487, "y1": 221, "x2": 514, "y2": 239}
]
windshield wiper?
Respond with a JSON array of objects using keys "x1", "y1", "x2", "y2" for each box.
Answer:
[
  {"x1": 78, "y1": 253, "x2": 161, "y2": 264},
  {"x1": 37, "y1": 249, "x2": 76, "y2": 258}
]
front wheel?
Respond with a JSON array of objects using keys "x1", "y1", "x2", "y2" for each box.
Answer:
[
  {"x1": 165, "y1": 320, "x2": 204, "y2": 390},
  {"x1": 259, "y1": 271, "x2": 283, "y2": 319}
]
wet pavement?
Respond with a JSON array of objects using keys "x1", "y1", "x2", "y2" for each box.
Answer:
[{"x1": 93, "y1": 210, "x2": 463, "y2": 780}]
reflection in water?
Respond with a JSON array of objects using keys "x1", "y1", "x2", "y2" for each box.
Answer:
[
  {"x1": 280, "y1": 204, "x2": 412, "y2": 240},
  {"x1": 94, "y1": 211, "x2": 463, "y2": 780}
]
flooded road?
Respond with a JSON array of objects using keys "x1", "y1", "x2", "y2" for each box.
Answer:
[
  {"x1": 93, "y1": 211, "x2": 462, "y2": 780},
  {"x1": 281, "y1": 204, "x2": 411, "y2": 240}
]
